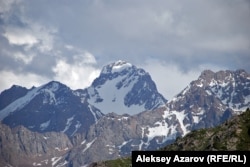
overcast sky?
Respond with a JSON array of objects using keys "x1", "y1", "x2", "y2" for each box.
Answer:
[{"x1": 0, "y1": 0, "x2": 250, "y2": 99}]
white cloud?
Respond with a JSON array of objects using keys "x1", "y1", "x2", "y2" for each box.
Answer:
[
  {"x1": 52, "y1": 52, "x2": 100, "y2": 90},
  {"x1": 12, "y1": 52, "x2": 35, "y2": 64},
  {"x1": 3, "y1": 18, "x2": 57, "y2": 53},
  {"x1": 64, "y1": 45, "x2": 97, "y2": 65},
  {"x1": 28, "y1": 22, "x2": 57, "y2": 52},
  {"x1": 3, "y1": 28, "x2": 38, "y2": 46},
  {"x1": 0, "y1": 51, "x2": 100, "y2": 92},
  {"x1": 0, "y1": 70, "x2": 49, "y2": 91},
  {"x1": 0, "y1": 0, "x2": 249, "y2": 95}
]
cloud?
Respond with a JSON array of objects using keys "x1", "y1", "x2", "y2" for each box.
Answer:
[
  {"x1": 48, "y1": 0, "x2": 249, "y2": 72},
  {"x1": 0, "y1": 70, "x2": 49, "y2": 91},
  {"x1": 0, "y1": 0, "x2": 249, "y2": 97},
  {"x1": 141, "y1": 59, "x2": 199, "y2": 99},
  {"x1": 52, "y1": 51, "x2": 100, "y2": 90},
  {"x1": 196, "y1": 36, "x2": 250, "y2": 52},
  {"x1": 141, "y1": 58, "x2": 225, "y2": 99},
  {"x1": 3, "y1": 28, "x2": 38, "y2": 46},
  {"x1": 11, "y1": 52, "x2": 35, "y2": 64},
  {"x1": 0, "y1": 0, "x2": 101, "y2": 92},
  {"x1": 0, "y1": 0, "x2": 20, "y2": 13},
  {"x1": 3, "y1": 22, "x2": 57, "y2": 53}
]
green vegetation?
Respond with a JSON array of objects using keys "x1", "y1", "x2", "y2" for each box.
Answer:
[
  {"x1": 236, "y1": 108, "x2": 250, "y2": 150},
  {"x1": 104, "y1": 157, "x2": 131, "y2": 167},
  {"x1": 91, "y1": 157, "x2": 131, "y2": 167}
]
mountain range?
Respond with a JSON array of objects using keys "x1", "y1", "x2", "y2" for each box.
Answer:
[
  {"x1": 89, "y1": 108, "x2": 250, "y2": 167},
  {"x1": 0, "y1": 60, "x2": 249, "y2": 166}
]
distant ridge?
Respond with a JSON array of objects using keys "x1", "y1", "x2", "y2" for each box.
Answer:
[{"x1": 0, "y1": 61, "x2": 250, "y2": 166}]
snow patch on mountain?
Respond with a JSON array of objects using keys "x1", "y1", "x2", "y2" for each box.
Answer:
[
  {"x1": 42, "y1": 89, "x2": 57, "y2": 104},
  {"x1": 192, "y1": 108, "x2": 205, "y2": 124},
  {"x1": 0, "y1": 86, "x2": 41, "y2": 120},
  {"x1": 168, "y1": 110, "x2": 190, "y2": 136},
  {"x1": 147, "y1": 120, "x2": 177, "y2": 145},
  {"x1": 117, "y1": 139, "x2": 133, "y2": 150},
  {"x1": 82, "y1": 138, "x2": 97, "y2": 153},
  {"x1": 88, "y1": 105, "x2": 98, "y2": 123},
  {"x1": 88, "y1": 73, "x2": 144, "y2": 114},
  {"x1": 101, "y1": 60, "x2": 132, "y2": 74},
  {"x1": 71, "y1": 121, "x2": 82, "y2": 136},
  {"x1": 62, "y1": 116, "x2": 75, "y2": 133},
  {"x1": 207, "y1": 73, "x2": 250, "y2": 111},
  {"x1": 0, "y1": 81, "x2": 65, "y2": 121},
  {"x1": 40, "y1": 120, "x2": 51, "y2": 131},
  {"x1": 111, "y1": 61, "x2": 132, "y2": 73}
]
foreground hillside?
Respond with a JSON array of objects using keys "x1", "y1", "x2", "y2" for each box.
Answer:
[{"x1": 89, "y1": 108, "x2": 250, "y2": 167}]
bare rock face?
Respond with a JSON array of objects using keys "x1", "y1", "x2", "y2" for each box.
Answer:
[
  {"x1": 63, "y1": 106, "x2": 185, "y2": 166},
  {"x1": 64, "y1": 113, "x2": 143, "y2": 166},
  {"x1": 0, "y1": 123, "x2": 73, "y2": 167},
  {"x1": 89, "y1": 109, "x2": 250, "y2": 167},
  {"x1": 167, "y1": 69, "x2": 250, "y2": 132}
]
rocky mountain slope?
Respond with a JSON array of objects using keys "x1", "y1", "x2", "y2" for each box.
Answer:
[
  {"x1": 61, "y1": 69, "x2": 250, "y2": 166},
  {"x1": 0, "y1": 61, "x2": 249, "y2": 166},
  {"x1": 0, "y1": 81, "x2": 103, "y2": 137},
  {"x1": 0, "y1": 122, "x2": 72, "y2": 167},
  {"x1": 167, "y1": 69, "x2": 250, "y2": 133},
  {"x1": 89, "y1": 108, "x2": 250, "y2": 167},
  {"x1": 163, "y1": 108, "x2": 250, "y2": 151},
  {"x1": 0, "y1": 60, "x2": 166, "y2": 137}
]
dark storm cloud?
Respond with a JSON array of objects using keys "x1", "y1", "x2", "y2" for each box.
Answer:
[
  {"x1": 0, "y1": 0, "x2": 250, "y2": 98},
  {"x1": 31, "y1": 0, "x2": 249, "y2": 71}
]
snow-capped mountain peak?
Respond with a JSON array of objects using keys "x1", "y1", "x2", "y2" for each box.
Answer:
[
  {"x1": 85, "y1": 60, "x2": 167, "y2": 115},
  {"x1": 189, "y1": 69, "x2": 250, "y2": 111},
  {"x1": 167, "y1": 69, "x2": 250, "y2": 133},
  {"x1": 41, "y1": 81, "x2": 61, "y2": 92},
  {"x1": 101, "y1": 60, "x2": 133, "y2": 74}
]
